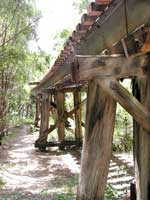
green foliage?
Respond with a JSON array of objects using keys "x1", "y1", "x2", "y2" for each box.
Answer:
[
  {"x1": 53, "y1": 193, "x2": 73, "y2": 200},
  {"x1": 53, "y1": 28, "x2": 72, "y2": 56},
  {"x1": 105, "y1": 184, "x2": 120, "y2": 199},
  {"x1": 0, "y1": 0, "x2": 51, "y2": 133},
  {"x1": 113, "y1": 104, "x2": 133, "y2": 152},
  {"x1": 113, "y1": 80, "x2": 133, "y2": 152},
  {"x1": 0, "y1": 178, "x2": 5, "y2": 189},
  {"x1": 72, "y1": 0, "x2": 91, "y2": 14}
]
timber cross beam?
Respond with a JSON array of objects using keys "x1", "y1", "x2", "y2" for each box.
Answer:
[
  {"x1": 71, "y1": 52, "x2": 150, "y2": 132},
  {"x1": 71, "y1": 52, "x2": 150, "y2": 81},
  {"x1": 35, "y1": 98, "x2": 86, "y2": 146}
]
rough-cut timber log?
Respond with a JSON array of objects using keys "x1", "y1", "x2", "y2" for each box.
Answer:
[
  {"x1": 77, "y1": 80, "x2": 116, "y2": 200},
  {"x1": 74, "y1": 89, "x2": 82, "y2": 141},
  {"x1": 39, "y1": 93, "x2": 50, "y2": 143},
  {"x1": 133, "y1": 78, "x2": 150, "y2": 200},
  {"x1": 76, "y1": 0, "x2": 150, "y2": 55},
  {"x1": 96, "y1": 78, "x2": 150, "y2": 132},
  {"x1": 56, "y1": 92, "x2": 65, "y2": 142},
  {"x1": 75, "y1": 52, "x2": 150, "y2": 80}
]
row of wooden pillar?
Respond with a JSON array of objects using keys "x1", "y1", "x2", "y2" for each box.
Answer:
[{"x1": 34, "y1": 88, "x2": 83, "y2": 150}]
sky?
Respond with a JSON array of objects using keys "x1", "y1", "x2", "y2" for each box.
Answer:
[{"x1": 30, "y1": 0, "x2": 81, "y2": 54}]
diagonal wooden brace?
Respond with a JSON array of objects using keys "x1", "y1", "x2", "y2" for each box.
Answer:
[
  {"x1": 35, "y1": 99, "x2": 86, "y2": 145},
  {"x1": 96, "y1": 78, "x2": 150, "y2": 132}
]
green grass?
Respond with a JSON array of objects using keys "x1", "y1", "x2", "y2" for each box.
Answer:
[{"x1": 0, "y1": 178, "x2": 5, "y2": 189}]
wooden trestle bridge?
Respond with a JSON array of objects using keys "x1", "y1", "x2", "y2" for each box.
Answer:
[{"x1": 31, "y1": 0, "x2": 150, "y2": 199}]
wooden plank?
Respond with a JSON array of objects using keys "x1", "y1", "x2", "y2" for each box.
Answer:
[
  {"x1": 76, "y1": 0, "x2": 150, "y2": 55},
  {"x1": 133, "y1": 78, "x2": 150, "y2": 200},
  {"x1": 96, "y1": 78, "x2": 150, "y2": 132},
  {"x1": 78, "y1": 80, "x2": 116, "y2": 199}
]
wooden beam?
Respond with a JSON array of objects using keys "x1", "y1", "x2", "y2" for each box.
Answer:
[
  {"x1": 34, "y1": 95, "x2": 41, "y2": 127},
  {"x1": 96, "y1": 78, "x2": 150, "y2": 132},
  {"x1": 32, "y1": 51, "x2": 150, "y2": 94},
  {"x1": 76, "y1": 0, "x2": 150, "y2": 55},
  {"x1": 133, "y1": 78, "x2": 150, "y2": 200},
  {"x1": 75, "y1": 52, "x2": 150, "y2": 81},
  {"x1": 35, "y1": 140, "x2": 82, "y2": 149},
  {"x1": 38, "y1": 93, "x2": 50, "y2": 144},
  {"x1": 78, "y1": 80, "x2": 116, "y2": 199},
  {"x1": 81, "y1": 14, "x2": 97, "y2": 26},
  {"x1": 50, "y1": 101, "x2": 74, "y2": 120},
  {"x1": 74, "y1": 89, "x2": 82, "y2": 141},
  {"x1": 56, "y1": 92, "x2": 65, "y2": 142},
  {"x1": 35, "y1": 99, "x2": 86, "y2": 145}
]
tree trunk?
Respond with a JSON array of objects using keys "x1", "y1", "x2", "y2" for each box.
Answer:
[
  {"x1": 74, "y1": 89, "x2": 82, "y2": 141},
  {"x1": 77, "y1": 79, "x2": 116, "y2": 200},
  {"x1": 133, "y1": 77, "x2": 150, "y2": 200}
]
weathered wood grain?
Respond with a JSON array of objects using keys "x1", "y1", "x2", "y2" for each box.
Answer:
[
  {"x1": 34, "y1": 95, "x2": 41, "y2": 127},
  {"x1": 133, "y1": 78, "x2": 150, "y2": 200},
  {"x1": 76, "y1": 52, "x2": 150, "y2": 80},
  {"x1": 76, "y1": 0, "x2": 150, "y2": 55},
  {"x1": 36, "y1": 99, "x2": 86, "y2": 144},
  {"x1": 77, "y1": 80, "x2": 116, "y2": 200},
  {"x1": 56, "y1": 92, "x2": 65, "y2": 142},
  {"x1": 39, "y1": 93, "x2": 50, "y2": 143},
  {"x1": 74, "y1": 89, "x2": 82, "y2": 141},
  {"x1": 96, "y1": 78, "x2": 150, "y2": 132}
]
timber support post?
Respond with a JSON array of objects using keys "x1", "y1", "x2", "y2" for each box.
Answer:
[
  {"x1": 74, "y1": 88, "x2": 82, "y2": 143},
  {"x1": 77, "y1": 79, "x2": 116, "y2": 200},
  {"x1": 35, "y1": 95, "x2": 41, "y2": 128},
  {"x1": 37, "y1": 92, "x2": 50, "y2": 151},
  {"x1": 56, "y1": 91, "x2": 65, "y2": 149},
  {"x1": 133, "y1": 77, "x2": 150, "y2": 200}
]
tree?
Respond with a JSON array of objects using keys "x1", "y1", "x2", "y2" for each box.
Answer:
[
  {"x1": 72, "y1": 0, "x2": 91, "y2": 14},
  {"x1": 52, "y1": 28, "x2": 72, "y2": 58},
  {"x1": 0, "y1": 0, "x2": 50, "y2": 140}
]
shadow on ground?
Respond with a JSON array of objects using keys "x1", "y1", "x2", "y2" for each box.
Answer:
[{"x1": 0, "y1": 125, "x2": 134, "y2": 199}]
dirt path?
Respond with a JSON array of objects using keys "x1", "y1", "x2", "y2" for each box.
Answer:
[
  {"x1": 0, "y1": 124, "x2": 134, "y2": 199},
  {"x1": 0, "y1": 125, "x2": 80, "y2": 200}
]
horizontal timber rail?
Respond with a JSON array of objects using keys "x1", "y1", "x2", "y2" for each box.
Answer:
[
  {"x1": 72, "y1": 52, "x2": 150, "y2": 81},
  {"x1": 32, "y1": 51, "x2": 150, "y2": 96},
  {"x1": 35, "y1": 140, "x2": 82, "y2": 148}
]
